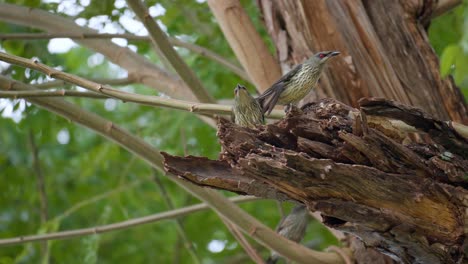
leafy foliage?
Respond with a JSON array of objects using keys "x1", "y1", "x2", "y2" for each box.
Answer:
[
  {"x1": 0, "y1": 0, "x2": 465, "y2": 263},
  {"x1": 429, "y1": 0, "x2": 468, "y2": 97}
]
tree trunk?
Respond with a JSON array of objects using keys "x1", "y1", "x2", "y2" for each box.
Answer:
[
  {"x1": 252, "y1": 2, "x2": 467, "y2": 261},
  {"x1": 163, "y1": 98, "x2": 467, "y2": 263},
  {"x1": 168, "y1": 1, "x2": 468, "y2": 263},
  {"x1": 257, "y1": 0, "x2": 467, "y2": 124}
]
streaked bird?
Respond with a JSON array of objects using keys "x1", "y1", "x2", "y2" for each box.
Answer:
[
  {"x1": 231, "y1": 84, "x2": 264, "y2": 128},
  {"x1": 258, "y1": 51, "x2": 340, "y2": 115},
  {"x1": 266, "y1": 205, "x2": 310, "y2": 264}
]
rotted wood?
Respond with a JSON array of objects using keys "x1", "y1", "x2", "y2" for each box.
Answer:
[
  {"x1": 257, "y1": 0, "x2": 467, "y2": 123},
  {"x1": 163, "y1": 98, "x2": 468, "y2": 264}
]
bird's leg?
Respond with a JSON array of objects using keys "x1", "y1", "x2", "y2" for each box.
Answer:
[
  {"x1": 284, "y1": 103, "x2": 293, "y2": 113},
  {"x1": 284, "y1": 103, "x2": 299, "y2": 114}
]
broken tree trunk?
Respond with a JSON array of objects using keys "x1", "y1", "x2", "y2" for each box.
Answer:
[{"x1": 163, "y1": 98, "x2": 467, "y2": 264}]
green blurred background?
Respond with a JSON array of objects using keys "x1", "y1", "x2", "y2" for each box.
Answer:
[{"x1": 0, "y1": 0, "x2": 467, "y2": 263}]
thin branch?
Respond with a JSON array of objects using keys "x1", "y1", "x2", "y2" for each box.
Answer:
[
  {"x1": 0, "y1": 3, "x2": 220, "y2": 128},
  {"x1": 0, "y1": 90, "x2": 107, "y2": 99},
  {"x1": 1, "y1": 51, "x2": 465, "y2": 135},
  {"x1": 154, "y1": 174, "x2": 201, "y2": 264},
  {"x1": 35, "y1": 76, "x2": 136, "y2": 89},
  {"x1": 169, "y1": 37, "x2": 250, "y2": 82},
  {"x1": 0, "y1": 52, "x2": 284, "y2": 119},
  {"x1": 0, "y1": 76, "x2": 346, "y2": 264},
  {"x1": 28, "y1": 130, "x2": 49, "y2": 263},
  {"x1": 55, "y1": 180, "x2": 146, "y2": 222},
  {"x1": 0, "y1": 33, "x2": 250, "y2": 83},
  {"x1": 156, "y1": 168, "x2": 254, "y2": 264},
  {"x1": 433, "y1": 0, "x2": 461, "y2": 17},
  {"x1": 28, "y1": 131, "x2": 49, "y2": 223},
  {"x1": 126, "y1": 0, "x2": 214, "y2": 103},
  {"x1": 0, "y1": 195, "x2": 259, "y2": 246},
  {"x1": 0, "y1": 3, "x2": 200, "y2": 102},
  {"x1": 172, "y1": 194, "x2": 192, "y2": 264},
  {"x1": 221, "y1": 216, "x2": 265, "y2": 264}
]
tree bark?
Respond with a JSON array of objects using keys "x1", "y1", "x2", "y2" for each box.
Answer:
[
  {"x1": 207, "y1": 0, "x2": 281, "y2": 93},
  {"x1": 164, "y1": 98, "x2": 467, "y2": 263},
  {"x1": 257, "y1": 0, "x2": 467, "y2": 124}
]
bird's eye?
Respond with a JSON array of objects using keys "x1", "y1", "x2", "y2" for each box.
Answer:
[{"x1": 319, "y1": 53, "x2": 325, "y2": 59}]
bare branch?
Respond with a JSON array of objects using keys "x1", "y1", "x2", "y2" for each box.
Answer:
[
  {"x1": 55, "y1": 180, "x2": 146, "y2": 222},
  {"x1": 0, "y1": 195, "x2": 259, "y2": 247},
  {"x1": 207, "y1": 0, "x2": 281, "y2": 92},
  {"x1": 433, "y1": 0, "x2": 462, "y2": 17},
  {"x1": 0, "y1": 3, "x2": 196, "y2": 101},
  {"x1": 0, "y1": 33, "x2": 249, "y2": 82},
  {"x1": 154, "y1": 174, "x2": 201, "y2": 264},
  {"x1": 169, "y1": 37, "x2": 250, "y2": 82},
  {"x1": 1, "y1": 51, "x2": 465, "y2": 136},
  {"x1": 0, "y1": 90, "x2": 107, "y2": 99},
  {"x1": 35, "y1": 77, "x2": 136, "y2": 89},
  {"x1": 28, "y1": 131, "x2": 49, "y2": 263},
  {"x1": 126, "y1": 0, "x2": 214, "y2": 103},
  {"x1": 221, "y1": 216, "x2": 265, "y2": 264},
  {"x1": 0, "y1": 76, "x2": 345, "y2": 263},
  {"x1": 0, "y1": 52, "x2": 284, "y2": 119}
]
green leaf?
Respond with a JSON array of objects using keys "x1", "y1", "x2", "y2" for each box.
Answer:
[{"x1": 440, "y1": 44, "x2": 461, "y2": 76}]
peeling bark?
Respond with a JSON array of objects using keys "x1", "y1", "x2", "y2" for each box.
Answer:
[
  {"x1": 257, "y1": 0, "x2": 467, "y2": 123},
  {"x1": 164, "y1": 98, "x2": 467, "y2": 263}
]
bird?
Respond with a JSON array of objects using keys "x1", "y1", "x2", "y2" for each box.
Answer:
[
  {"x1": 231, "y1": 84, "x2": 264, "y2": 128},
  {"x1": 266, "y1": 205, "x2": 310, "y2": 264},
  {"x1": 258, "y1": 51, "x2": 340, "y2": 115}
]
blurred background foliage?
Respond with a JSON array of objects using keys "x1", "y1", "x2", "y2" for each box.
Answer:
[
  {"x1": 0, "y1": 0, "x2": 466, "y2": 263},
  {"x1": 429, "y1": 0, "x2": 468, "y2": 98}
]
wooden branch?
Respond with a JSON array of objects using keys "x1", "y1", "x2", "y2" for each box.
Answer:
[
  {"x1": 0, "y1": 3, "x2": 197, "y2": 101},
  {"x1": 55, "y1": 179, "x2": 146, "y2": 222},
  {"x1": 35, "y1": 77, "x2": 136, "y2": 89},
  {"x1": 207, "y1": 0, "x2": 281, "y2": 93},
  {"x1": 28, "y1": 130, "x2": 49, "y2": 262},
  {"x1": 0, "y1": 52, "x2": 284, "y2": 119},
  {"x1": 0, "y1": 90, "x2": 107, "y2": 99},
  {"x1": 169, "y1": 37, "x2": 250, "y2": 82},
  {"x1": 2, "y1": 50, "x2": 466, "y2": 141},
  {"x1": 127, "y1": 0, "x2": 214, "y2": 103},
  {"x1": 433, "y1": 0, "x2": 462, "y2": 17},
  {"x1": 154, "y1": 174, "x2": 201, "y2": 264},
  {"x1": 220, "y1": 215, "x2": 265, "y2": 264},
  {"x1": 0, "y1": 76, "x2": 346, "y2": 264},
  {"x1": 0, "y1": 195, "x2": 259, "y2": 246},
  {"x1": 164, "y1": 98, "x2": 468, "y2": 263},
  {"x1": 0, "y1": 33, "x2": 250, "y2": 82}
]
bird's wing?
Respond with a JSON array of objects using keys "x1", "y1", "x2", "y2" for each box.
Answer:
[
  {"x1": 257, "y1": 64, "x2": 302, "y2": 115},
  {"x1": 230, "y1": 110, "x2": 235, "y2": 123}
]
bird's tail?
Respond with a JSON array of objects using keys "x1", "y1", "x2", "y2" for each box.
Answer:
[{"x1": 256, "y1": 88, "x2": 281, "y2": 115}]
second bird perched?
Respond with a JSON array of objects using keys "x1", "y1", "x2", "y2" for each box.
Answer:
[
  {"x1": 232, "y1": 84, "x2": 264, "y2": 128},
  {"x1": 258, "y1": 51, "x2": 340, "y2": 115},
  {"x1": 266, "y1": 205, "x2": 310, "y2": 264}
]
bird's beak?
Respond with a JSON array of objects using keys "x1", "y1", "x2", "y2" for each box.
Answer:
[
  {"x1": 235, "y1": 84, "x2": 246, "y2": 96},
  {"x1": 328, "y1": 51, "x2": 340, "y2": 57}
]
